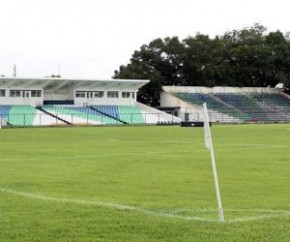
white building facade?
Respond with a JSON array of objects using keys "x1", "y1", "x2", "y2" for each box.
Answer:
[{"x1": 0, "y1": 77, "x2": 149, "y2": 106}]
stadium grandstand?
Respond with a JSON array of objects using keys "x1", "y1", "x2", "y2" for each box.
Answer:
[
  {"x1": 0, "y1": 76, "x2": 181, "y2": 127},
  {"x1": 1, "y1": 76, "x2": 290, "y2": 127},
  {"x1": 160, "y1": 86, "x2": 290, "y2": 123}
]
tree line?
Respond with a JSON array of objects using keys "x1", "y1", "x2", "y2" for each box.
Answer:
[{"x1": 113, "y1": 24, "x2": 290, "y2": 106}]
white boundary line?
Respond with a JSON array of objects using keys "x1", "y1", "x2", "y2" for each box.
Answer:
[
  {"x1": 1, "y1": 188, "x2": 290, "y2": 223},
  {"x1": 0, "y1": 188, "x2": 215, "y2": 222},
  {"x1": 0, "y1": 144, "x2": 290, "y2": 162}
]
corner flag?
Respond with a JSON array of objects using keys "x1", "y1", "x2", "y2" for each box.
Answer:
[{"x1": 203, "y1": 103, "x2": 225, "y2": 222}]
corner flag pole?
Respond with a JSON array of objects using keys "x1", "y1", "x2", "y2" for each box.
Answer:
[{"x1": 203, "y1": 103, "x2": 225, "y2": 223}]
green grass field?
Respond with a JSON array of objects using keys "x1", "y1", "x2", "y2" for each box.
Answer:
[{"x1": 1, "y1": 124, "x2": 290, "y2": 241}]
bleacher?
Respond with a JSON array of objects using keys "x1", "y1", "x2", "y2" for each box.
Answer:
[
  {"x1": 174, "y1": 92, "x2": 248, "y2": 122},
  {"x1": 118, "y1": 105, "x2": 145, "y2": 124},
  {"x1": 42, "y1": 105, "x2": 121, "y2": 125},
  {"x1": 176, "y1": 92, "x2": 231, "y2": 112},
  {"x1": 165, "y1": 86, "x2": 290, "y2": 123},
  {"x1": 0, "y1": 105, "x2": 38, "y2": 126},
  {"x1": 213, "y1": 93, "x2": 266, "y2": 121},
  {"x1": 0, "y1": 104, "x2": 178, "y2": 127},
  {"x1": 250, "y1": 93, "x2": 290, "y2": 112},
  {"x1": 0, "y1": 105, "x2": 11, "y2": 122},
  {"x1": 213, "y1": 93, "x2": 290, "y2": 122}
]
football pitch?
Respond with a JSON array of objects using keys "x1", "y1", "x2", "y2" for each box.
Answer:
[{"x1": 1, "y1": 124, "x2": 290, "y2": 241}]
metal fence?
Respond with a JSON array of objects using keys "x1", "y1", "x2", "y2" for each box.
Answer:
[
  {"x1": 2, "y1": 110, "x2": 290, "y2": 127},
  {"x1": 0, "y1": 112, "x2": 181, "y2": 127},
  {"x1": 187, "y1": 111, "x2": 290, "y2": 123}
]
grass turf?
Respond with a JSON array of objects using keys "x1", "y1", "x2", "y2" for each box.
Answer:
[{"x1": 0, "y1": 124, "x2": 290, "y2": 241}]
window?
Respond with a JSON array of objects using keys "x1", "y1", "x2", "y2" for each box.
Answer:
[
  {"x1": 75, "y1": 91, "x2": 86, "y2": 98},
  {"x1": 0, "y1": 89, "x2": 5, "y2": 97},
  {"x1": 122, "y1": 92, "x2": 135, "y2": 98},
  {"x1": 22, "y1": 91, "x2": 30, "y2": 98},
  {"x1": 107, "y1": 91, "x2": 119, "y2": 98},
  {"x1": 31, "y1": 90, "x2": 41, "y2": 97},
  {"x1": 10, "y1": 90, "x2": 21, "y2": 97},
  {"x1": 122, "y1": 92, "x2": 130, "y2": 98},
  {"x1": 94, "y1": 91, "x2": 104, "y2": 98},
  {"x1": 87, "y1": 92, "x2": 93, "y2": 98}
]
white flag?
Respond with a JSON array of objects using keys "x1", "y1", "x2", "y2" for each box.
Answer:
[{"x1": 203, "y1": 103, "x2": 211, "y2": 150}]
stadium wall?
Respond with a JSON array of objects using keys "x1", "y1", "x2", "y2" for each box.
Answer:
[
  {"x1": 160, "y1": 91, "x2": 202, "y2": 121},
  {"x1": 162, "y1": 86, "x2": 282, "y2": 94}
]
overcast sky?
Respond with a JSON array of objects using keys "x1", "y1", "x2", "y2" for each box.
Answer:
[{"x1": 0, "y1": 0, "x2": 289, "y2": 79}]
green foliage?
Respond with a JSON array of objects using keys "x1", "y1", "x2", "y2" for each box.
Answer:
[
  {"x1": 1, "y1": 125, "x2": 290, "y2": 241},
  {"x1": 114, "y1": 24, "x2": 290, "y2": 105}
]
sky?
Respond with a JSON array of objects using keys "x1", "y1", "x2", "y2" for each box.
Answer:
[{"x1": 0, "y1": 0, "x2": 289, "y2": 79}]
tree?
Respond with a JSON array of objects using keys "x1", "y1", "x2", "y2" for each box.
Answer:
[
  {"x1": 114, "y1": 37, "x2": 185, "y2": 106},
  {"x1": 114, "y1": 24, "x2": 290, "y2": 106}
]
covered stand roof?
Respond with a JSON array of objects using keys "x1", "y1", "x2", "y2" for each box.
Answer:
[{"x1": 0, "y1": 77, "x2": 150, "y2": 91}]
